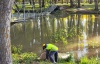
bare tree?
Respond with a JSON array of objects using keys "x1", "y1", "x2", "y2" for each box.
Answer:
[{"x1": 0, "y1": 0, "x2": 14, "y2": 64}]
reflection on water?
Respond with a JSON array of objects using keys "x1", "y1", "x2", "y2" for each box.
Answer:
[
  {"x1": 77, "y1": 39, "x2": 88, "y2": 59},
  {"x1": 11, "y1": 14, "x2": 100, "y2": 58}
]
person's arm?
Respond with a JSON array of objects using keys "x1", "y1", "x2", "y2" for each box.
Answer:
[{"x1": 46, "y1": 50, "x2": 49, "y2": 60}]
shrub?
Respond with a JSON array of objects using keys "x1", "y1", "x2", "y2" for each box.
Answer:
[
  {"x1": 11, "y1": 45, "x2": 23, "y2": 54},
  {"x1": 12, "y1": 52, "x2": 37, "y2": 64},
  {"x1": 51, "y1": 29, "x2": 68, "y2": 44}
]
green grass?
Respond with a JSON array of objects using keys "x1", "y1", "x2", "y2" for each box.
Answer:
[
  {"x1": 12, "y1": 54, "x2": 100, "y2": 64},
  {"x1": 12, "y1": 52, "x2": 37, "y2": 64},
  {"x1": 11, "y1": 44, "x2": 100, "y2": 64}
]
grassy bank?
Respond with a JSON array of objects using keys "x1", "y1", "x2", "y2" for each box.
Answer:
[
  {"x1": 12, "y1": 45, "x2": 100, "y2": 64},
  {"x1": 12, "y1": 52, "x2": 100, "y2": 64}
]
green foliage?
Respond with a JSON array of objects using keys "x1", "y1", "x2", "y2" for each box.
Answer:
[
  {"x1": 79, "y1": 56, "x2": 100, "y2": 64},
  {"x1": 12, "y1": 45, "x2": 37, "y2": 64},
  {"x1": 68, "y1": 27, "x2": 76, "y2": 38},
  {"x1": 12, "y1": 52, "x2": 37, "y2": 64},
  {"x1": 37, "y1": 56, "x2": 100, "y2": 64},
  {"x1": 66, "y1": 53, "x2": 75, "y2": 62},
  {"x1": 68, "y1": 26, "x2": 82, "y2": 39},
  {"x1": 11, "y1": 45, "x2": 23, "y2": 54},
  {"x1": 51, "y1": 29, "x2": 68, "y2": 44},
  {"x1": 50, "y1": 27, "x2": 82, "y2": 44},
  {"x1": 80, "y1": 56, "x2": 89, "y2": 64}
]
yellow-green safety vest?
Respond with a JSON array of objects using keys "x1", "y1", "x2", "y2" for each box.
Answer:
[{"x1": 46, "y1": 44, "x2": 58, "y2": 51}]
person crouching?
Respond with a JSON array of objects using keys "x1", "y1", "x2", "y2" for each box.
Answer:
[{"x1": 42, "y1": 43, "x2": 58, "y2": 64}]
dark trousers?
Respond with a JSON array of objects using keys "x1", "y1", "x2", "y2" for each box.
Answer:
[{"x1": 49, "y1": 51, "x2": 58, "y2": 63}]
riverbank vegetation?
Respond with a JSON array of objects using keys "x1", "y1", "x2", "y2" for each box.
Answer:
[{"x1": 12, "y1": 45, "x2": 100, "y2": 64}]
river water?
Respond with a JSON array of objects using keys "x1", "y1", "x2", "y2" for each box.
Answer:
[{"x1": 11, "y1": 14, "x2": 100, "y2": 59}]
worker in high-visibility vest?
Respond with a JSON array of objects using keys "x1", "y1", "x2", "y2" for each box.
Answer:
[{"x1": 43, "y1": 43, "x2": 58, "y2": 64}]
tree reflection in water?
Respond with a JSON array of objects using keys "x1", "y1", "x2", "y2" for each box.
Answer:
[{"x1": 11, "y1": 14, "x2": 100, "y2": 58}]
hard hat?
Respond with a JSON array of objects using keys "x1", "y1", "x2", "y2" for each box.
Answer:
[
  {"x1": 42, "y1": 44, "x2": 46, "y2": 50},
  {"x1": 43, "y1": 44, "x2": 46, "y2": 46}
]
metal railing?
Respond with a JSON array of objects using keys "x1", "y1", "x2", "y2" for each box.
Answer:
[{"x1": 11, "y1": 1, "x2": 57, "y2": 22}]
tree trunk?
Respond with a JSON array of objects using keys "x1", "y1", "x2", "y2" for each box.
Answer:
[
  {"x1": 29, "y1": 0, "x2": 31, "y2": 4},
  {"x1": 0, "y1": 0, "x2": 14, "y2": 64},
  {"x1": 94, "y1": 0, "x2": 98, "y2": 10},
  {"x1": 42, "y1": 0, "x2": 45, "y2": 7},
  {"x1": 70, "y1": 0, "x2": 73, "y2": 7},
  {"x1": 89, "y1": 0, "x2": 93, "y2": 4},
  {"x1": 39, "y1": 0, "x2": 41, "y2": 8},
  {"x1": 77, "y1": 0, "x2": 81, "y2": 8},
  {"x1": 54, "y1": 0, "x2": 57, "y2": 4},
  {"x1": 66, "y1": 0, "x2": 69, "y2": 4},
  {"x1": 61, "y1": 0, "x2": 63, "y2": 4},
  {"x1": 32, "y1": 0, "x2": 35, "y2": 6}
]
